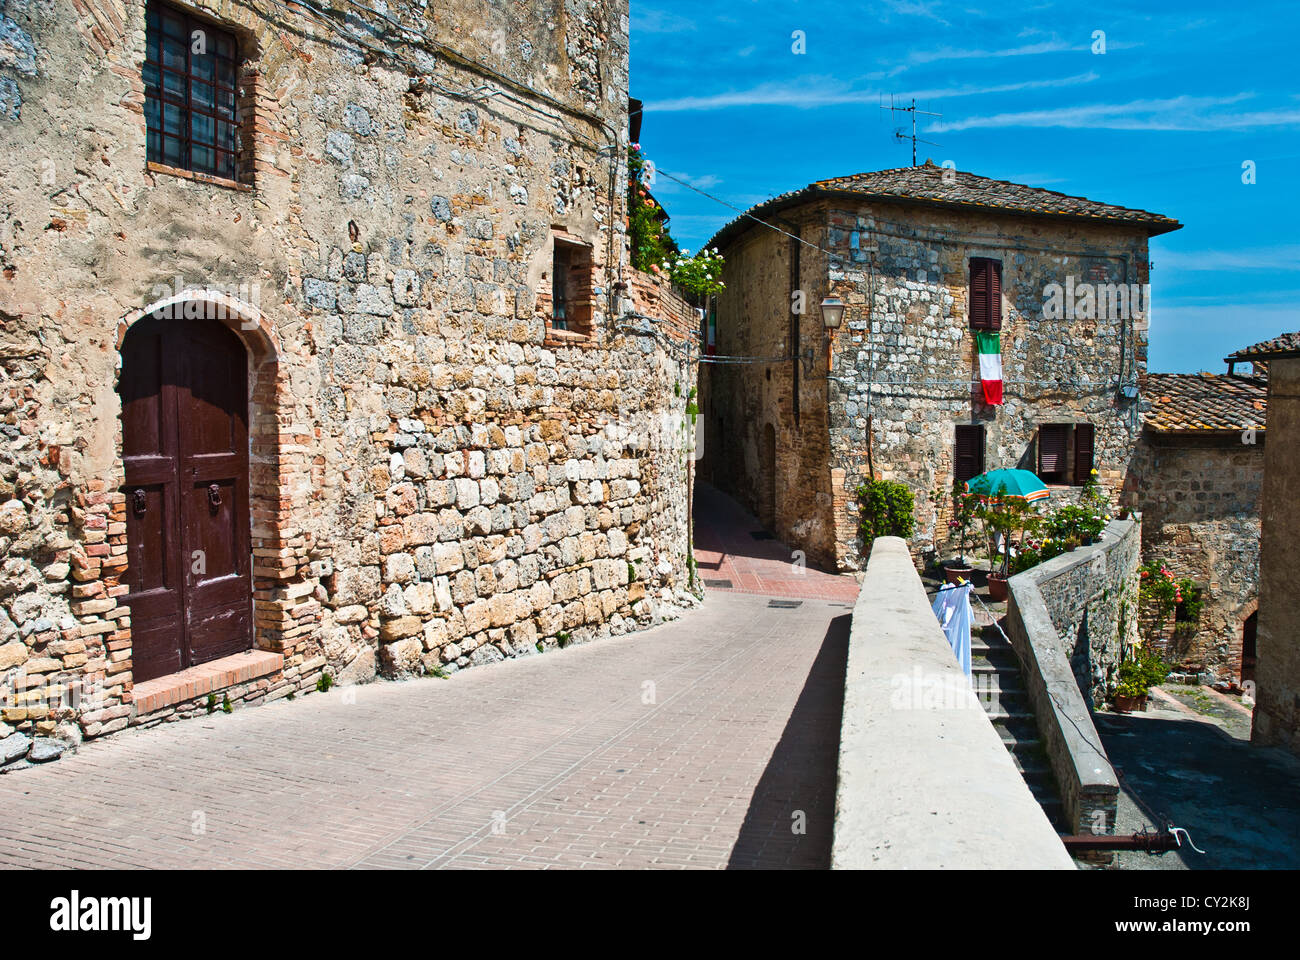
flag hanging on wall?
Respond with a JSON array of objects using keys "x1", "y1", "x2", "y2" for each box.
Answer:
[{"x1": 976, "y1": 331, "x2": 1003, "y2": 405}]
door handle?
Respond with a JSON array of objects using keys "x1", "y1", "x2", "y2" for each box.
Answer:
[
  {"x1": 208, "y1": 484, "x2": 222, "y2": 511},
  {"x1": 132, "y1": 488, "x2": 147, "y2": 516}
]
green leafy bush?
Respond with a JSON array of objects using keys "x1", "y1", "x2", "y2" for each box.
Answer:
[
  {"x1": 1115, "y1": 646, "x2": 1171, "y2": 699},
  {"x1": 857, "y1": 478, "x2": 916, "y2": 543}
]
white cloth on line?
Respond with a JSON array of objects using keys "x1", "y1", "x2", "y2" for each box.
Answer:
[{"x1": 931, "y1": 582, "x2": 974, "y2": 678}]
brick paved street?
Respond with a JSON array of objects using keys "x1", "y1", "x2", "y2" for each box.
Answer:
[
  {"x1": 693, "y1": 483, "x2": 861, "y2": 602},
  {"x1": 0, "y1": 591, "x2": 850, "y2": 870}
]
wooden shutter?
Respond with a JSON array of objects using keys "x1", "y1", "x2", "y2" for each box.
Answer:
[
  {"x1": 954, "y1": 424, "x2": 985, "y2": 484},
  {"x1": 988, "y1": 259, "x2": 1002, "y2": 331},
  {"x1": 1039, "y1": 424, "x2": 1068, "y2": 475},
  {"x1": 969, "y1": 258, "x2": 989, "y2": 329},
  {"x1": 1073, "y1": 423, "x2": 1095, "y2": 485}
]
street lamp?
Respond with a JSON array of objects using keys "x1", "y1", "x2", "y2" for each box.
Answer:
[
  {"x1": 820, "y1": 297, "x2": 846, "y2": 331},
  {"x1": 820, "y1": 297, "x2": 845, "y2": 374}
]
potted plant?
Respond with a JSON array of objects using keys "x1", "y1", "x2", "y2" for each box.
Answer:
[
  {"x1": 976, "y1": 495, "x2": 1041, "y2": 601},
  {"x1": 935, "y1": 481, "x2": 978, "y2": 583},
  {"x1": 1113, "y1": 671, "x2": 1144, "y2": 713},
  {"x1": 1113, "y1": 647, "x2": 1171, "y2": 712}
]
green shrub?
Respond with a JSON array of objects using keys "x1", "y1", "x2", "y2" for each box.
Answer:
[{"x1": 856, "y1": 478, "x2": 916, "y2": 543}]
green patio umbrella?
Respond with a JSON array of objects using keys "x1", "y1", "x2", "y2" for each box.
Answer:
[{"x1": 963, "y1": 468, "x2": 1050, "y2": 502}]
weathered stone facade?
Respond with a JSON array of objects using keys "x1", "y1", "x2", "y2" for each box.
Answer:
[
  {"x1": 1231, "y1": 336, "x2": 1300, "y2": 759},
  {"x1": 0, "y1": 0, "x2": 699, "y2": 749},
  {"x1": 701, "y1": 166, "x2": 1177, "y2": 571},
  {"x1": 1129, "y1": 375, "x2": 1265, "y2": 682}
]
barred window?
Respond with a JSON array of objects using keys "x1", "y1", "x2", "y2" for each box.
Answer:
[{"x1": 144, "y1": 0, "x2": 241, "y2": 180}]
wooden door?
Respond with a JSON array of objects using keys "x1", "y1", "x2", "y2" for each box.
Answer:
[{"x1": 120, "y1": 314, "x2": 252, "y2": 683}]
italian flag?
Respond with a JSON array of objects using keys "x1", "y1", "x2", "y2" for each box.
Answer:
[{"x1": 976, "y1": 331, "x2": 1003, "y2": 405}]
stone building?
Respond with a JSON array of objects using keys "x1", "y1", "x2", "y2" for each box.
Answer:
[
  {"x1": 0, "y1": 0, "x2": 700, "y2": 751},
  {"x1": 699, "y1": 162, "x2": 1180, "y2": 571},
  {"x1": 1226, "y1": 333, "x2": 1300, "y2": 758},
  {"x1": 1130, "y1": 372, "x2": 1266, "y2": 683}
]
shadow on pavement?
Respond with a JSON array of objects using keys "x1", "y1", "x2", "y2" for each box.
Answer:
[
  {"x1": 1097, "y1": 712, "x2": 1300, "y2": 869},
  {"x1": 726, "y1": 613, "x2": 850, "y2": 869}
]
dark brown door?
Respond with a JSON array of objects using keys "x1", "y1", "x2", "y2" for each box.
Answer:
[{"x1": 120, "y1": 313, "x2": 252, "y2": 683}]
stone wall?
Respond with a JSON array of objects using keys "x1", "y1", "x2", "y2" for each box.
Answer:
[
  {"x1": 704, "y1": 194, "x2": 1151, "y2": 572},
  {"x1": 834, "y1": 536, "x2": 1074, "y2": 869},
  {"x1": 1004, "y1": 519, "x2": 1137, "y2": 836},
  {"x1": 1255, "y1": 357, "x2": 1300, "y2": 757},
  {"x1": 699, "y1": 207, "x2": 833, "y2": 567},
  {"x1": 1019, "y1": 518, "x2": 1142, "y2": 705},
  {"x1": 1129, "y1": 432, "x2": 1262, "y2": 681},
  {"x1": 0, "y1": 0, "x2": 699, "y2": 749}
]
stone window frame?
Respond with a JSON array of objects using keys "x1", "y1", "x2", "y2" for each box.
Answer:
[
  {"x1": 142, "y1": 0, "x2": 259, "y2": 192},
  {"x1": 542, "y1": 229, "x2": 596, "y2": 344}
]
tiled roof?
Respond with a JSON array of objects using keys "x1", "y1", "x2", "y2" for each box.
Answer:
[
  {"x1": 707, "y1": 161, "x2": 1181, "y2": 249},
  {"x1": 1226, "y1": 331, "x2": 1300, "y2": 360},
  {"x1": 1143, "y1": 373, "x2": 1267, "y2": 433}
]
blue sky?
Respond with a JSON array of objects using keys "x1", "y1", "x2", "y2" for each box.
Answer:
[{"x1": 629, "y1": 0, "x2": 1300, "y2": 373}]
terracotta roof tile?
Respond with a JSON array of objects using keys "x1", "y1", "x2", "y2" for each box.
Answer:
[
  {"x1": 1226, "y1": 331, "x2": 1300, "y2": 360},
  {"x1": 707, "y1": 161, "x2": 1181, "y2": 250},
  {"x1": 1143, "y1": 372, "x2": 1267, "y2": 433}
]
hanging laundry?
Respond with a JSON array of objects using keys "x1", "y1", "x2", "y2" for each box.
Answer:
[{"x1": 932, "y1": 581, "x2": 974, "y2": 677}]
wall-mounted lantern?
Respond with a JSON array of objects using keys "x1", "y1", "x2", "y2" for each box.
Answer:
[{"x1": 820, "y1": 297, "x2": 846, "y2": 331}]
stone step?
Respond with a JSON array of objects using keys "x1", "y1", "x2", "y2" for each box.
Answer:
[
  {"x1": 1012, "y1": 753, "x2": 1053, "y2": 777},
  {"x1": 995, "y1": 717, "x2": 1043, "y2": 747},
  {"x1": 977, "y1": 702, "x2": 1029, "y2": 718}
]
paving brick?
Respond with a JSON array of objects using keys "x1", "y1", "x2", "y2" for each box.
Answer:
[{"x1": 0, "y1": 593, "x2": 847, "y2": 869}]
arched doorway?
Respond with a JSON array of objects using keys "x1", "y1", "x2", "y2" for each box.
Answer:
[
  {"x1": 119, "y1": 311, "x2": 254, "y2": 682},
  {"x1": 759, "y1": 422, "x2": 777, "y2": 532}
]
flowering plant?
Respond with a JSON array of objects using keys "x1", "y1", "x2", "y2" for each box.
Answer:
[
  {"x1": 933, "y1": 480, "x2": 980, "y2": 565},
  {"x1": 627, "y1": 144, "x2": 677, "y2": 272},
  {"x1": 659, "y1": 247, "x2": 726, "y2": 298},
  {"x1": 1139, "y1": 560, "x2": 1202, "y2": 621}
]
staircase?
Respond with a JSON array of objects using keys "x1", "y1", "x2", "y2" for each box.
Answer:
[{"x1": 971, "y1": 620, "x2": 1067, "y2": 831}]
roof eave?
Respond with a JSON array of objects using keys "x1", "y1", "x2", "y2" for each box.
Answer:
[{"x1": 707, "y1": 185, "x2": 1182, "y2": 250}]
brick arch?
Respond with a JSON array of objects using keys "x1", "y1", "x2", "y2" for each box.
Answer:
[{"x1": 106, "y1": 291, "x2": 315, "y2": 712}]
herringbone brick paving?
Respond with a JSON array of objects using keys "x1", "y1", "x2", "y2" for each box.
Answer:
[{"x1": 0, "y1": 591, "x2": 850, "y2": 869}]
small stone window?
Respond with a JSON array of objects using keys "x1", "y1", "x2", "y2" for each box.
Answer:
[
  {"x1": 1037, "y1": 422, "x2": 1094, "y2": 485},
  {"x1": 546, "y1": 233, "x2": 594, "y2": 339},
  {"x1": 144, "y1": 0, "x2": 250, "y2": 184}
]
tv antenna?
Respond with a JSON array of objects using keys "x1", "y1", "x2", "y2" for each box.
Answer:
[{"x1": 881, "y1": 96, "x2": 942, "y2": 166}]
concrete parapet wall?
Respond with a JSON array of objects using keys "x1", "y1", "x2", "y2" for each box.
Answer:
[
  {"x1": 832, "y1": 537, "x2": 1074, "y2": 870},
  {"x1": 1005, "y1": 519, "x2": 1138, "y2": 835}
]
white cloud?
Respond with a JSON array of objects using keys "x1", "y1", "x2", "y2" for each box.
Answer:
[
  {"x1": 630, "y1": 8, "x2": 699, "y2": 34},
  {"x1": 927, "y1": 93, "x2": 1300, "y2": 132},
  {"x1": 644, "y1": 72, "x2": 1098, "y2": 113},
  {"x1": 1157, "y1": 246, "x2": 1300, "y2": 274}
]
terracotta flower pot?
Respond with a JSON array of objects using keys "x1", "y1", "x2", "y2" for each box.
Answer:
[
  {"x1": 944, "y1": 563, "x2": 973, "y2": 585},
  {"x1": 987, "y1": 572, "x2": 1009, "y2": 602},
  {"x1": 1114, "y1": 694, "x2": 1140, "y2": 713}
]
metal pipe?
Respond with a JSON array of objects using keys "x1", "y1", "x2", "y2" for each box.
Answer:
[{"x1": 1059, "y1": 830, "x2": 1181, "y2": 853}]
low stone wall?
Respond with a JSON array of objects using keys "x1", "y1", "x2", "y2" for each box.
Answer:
[
  {"x1": 1004, "y1": 518, "x2": 1139, "y2": 835},
  {"x1": 833, "y1": 536, "x2": 1074, "y2": 869}
]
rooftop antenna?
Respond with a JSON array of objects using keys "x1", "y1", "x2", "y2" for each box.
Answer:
[{"x1": 881, "y1": 95, "x2": 942, "y2": 166}]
